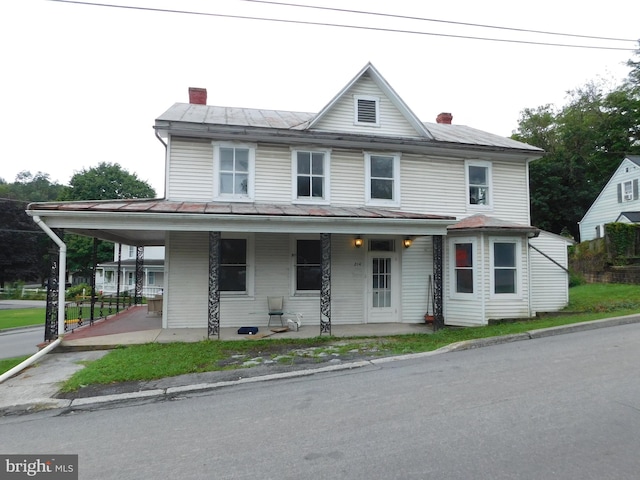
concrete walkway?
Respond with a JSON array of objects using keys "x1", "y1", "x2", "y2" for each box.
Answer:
[{"x1": 2, "y1": 311, "x2": 640, "y2": 416}]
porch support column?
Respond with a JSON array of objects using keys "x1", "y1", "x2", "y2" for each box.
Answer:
[
  {"x1": 44, "y1": 250, "x2": 59, "y2": 342},
  {"x1": 320, "y1": 233, "x2": 331, "y2": 335},
  {"x1": 208, "y1": 232, "x2": 221, "y2": 339},
  {"x1": 90, "y1": 237, "x2": 98, "y2": 325},
  {"x1": 135, "y1": 246, "x2": 144, "y2": 305},
  {"x1": 433, "y1": 235, "x2": 444, "y2": 331},
  {"x1": 116, "y1": 243, "x2": 122, "y2": 313}
]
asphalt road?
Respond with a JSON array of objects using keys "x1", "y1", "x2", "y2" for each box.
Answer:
[
  {"x1": 0, "y1": 327, "x2": 43, "y2": 359},
  {"x1": 2, "y1": 323, "x2": 640, "y2": 479}
]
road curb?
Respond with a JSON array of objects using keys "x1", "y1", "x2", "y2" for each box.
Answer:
[{"x1": 4, "y1": 315, "x2": 640, "y2": 415}]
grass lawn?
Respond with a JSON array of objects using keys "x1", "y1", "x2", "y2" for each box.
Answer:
[
  {"x1": 0, "y1": 355, "x2": 30, "y2": 375},
  {"x1": 0, "y1": 308, "x2": 45, "y2": 330},
  {"x1": 54, "y1": 283, "x2": 640, "y2": 392}
]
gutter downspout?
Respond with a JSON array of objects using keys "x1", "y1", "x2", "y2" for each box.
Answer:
[{"x1": 32, "y1": 216, "x2": 66, "y2": 337}]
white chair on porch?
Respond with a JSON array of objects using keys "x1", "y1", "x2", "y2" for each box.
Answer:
[{"x1": 267, "y1": 296, "x2": 284, "y2": 327}]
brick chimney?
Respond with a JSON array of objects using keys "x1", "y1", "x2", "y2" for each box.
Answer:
[
  {"x1": 436, "y1": 112, "x2": 453, "y2": 124},
  {"x1": 188, "y1": 87, "x2": 207, "y2": 105}
]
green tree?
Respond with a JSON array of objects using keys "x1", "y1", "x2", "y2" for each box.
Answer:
[
  {"x1": 59, "y1": 162, "x2": 156, "y2": 277},
  {"x1": 0, "y1": 172, "x2": 64, "y2": 286},
  {"x1": 59, "y1": 162, "x2": 155, "y2": 201}
]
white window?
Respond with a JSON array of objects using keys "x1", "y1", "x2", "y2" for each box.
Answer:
[
  {"x1": 292, "y1": 237, "x2": 322, "y2": 294},
  {"x1": 128, "y1": 246, "x2": 135, "y2": 257},
  {"x1": 624, "y1": 181, "x2": 633, "y2": 201},
  {"x1": 213, "y1": 143, "x2": 255, "y2": 201},
  {"x1": 466, "y1": 160, "x2": 492, "y2": 208},
  {"x1": 365, "y1": 153, "x2": 400, "y2": 206},
  {"x1": 147, "y1": 271, "x2": 155, "y2": 286},
  {"x1": 292, "y1": 149, "x2": 330, "y2": 204},
  {"x1": 127, "y1": 272, "x2": 134, "y2": 286},
  {"x1": 451, "y1": 239, "x2": 475, "y2": 295},
  {"x1": 354, "y1": 95, "x2": 380, "y2": 126},
  {"x1": 490, "y1": 238, "x2": 521, "y2": 296}
]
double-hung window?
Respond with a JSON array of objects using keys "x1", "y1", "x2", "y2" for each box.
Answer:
[
  {"x1": 466, "y1": 160, "x2": 492, "y2": 207},
  {"x1": 491, "y1": 239, "x2": 519, "y2": 295},
  {"x1": 292, "y1": 149, "x2": 330, "y2": 203},
  {"x1": 453, "y1": 241, "x2": 474, "y2": 294},
  {"x1": 220, "y1": 238, "x2": 247, "y2": 293},
  {"x1": 365, "y1": 153, "x2": 400, "y2": 206},
  {"x1": 213, "y1": 143, "x2": 255, "y2": 200},
  {"x1": 294, "y1": 239, "x2": 321, "y2": 293},
  {"x1": 618, "y1": 179, "x2": 638, "y2": 202}
]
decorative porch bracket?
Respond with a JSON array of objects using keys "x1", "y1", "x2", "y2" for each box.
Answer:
[
  {"x1": 320, "y1": 233, "x2": 332, "y2": 335},
  {"x1": 433, "y1": 235, "x2": 444, "y2": 331},
  {"x1": 135, "y1": 246, "x2": 144, "y2": 305},
  {"x1": 208, "y1": 232, "x2": 221, "y2": 339},
  {"x1": 44, "y1": 251, "x2": 59, "y2": 341}
]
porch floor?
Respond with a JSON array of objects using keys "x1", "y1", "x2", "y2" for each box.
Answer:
[{"x1": 58, "y1": 305, "x2": 434, "y2": 349}]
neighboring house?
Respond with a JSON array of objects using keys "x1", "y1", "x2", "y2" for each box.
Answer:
[
  {"x1": 95, "y1": 244, "x2": 165, "y2": 297},
  {"x1": 579, "y1": 155, "x2": 640, "y2": 241},
  {"x1": 28, "y1": 63, "x2": 570, "y2": 333}
]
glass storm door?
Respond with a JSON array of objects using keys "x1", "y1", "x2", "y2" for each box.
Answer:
[{"x1": 367, "y1": 253, "x2": 398, "y2": 323}]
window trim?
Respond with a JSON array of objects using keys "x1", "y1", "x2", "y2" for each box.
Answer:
[
  {"x1": 465, "y1": 160, "x2": 493, "y2": 209},
  {"x1": 354, "y1": 95, "x2": 380, "y2": 126},
  {"x1": 489, "y1": 237, "x2": 522, "y2": 298},
  {"x1": 449, "y1": 237, "x2": 477, "y2": 299},
  {"x1": 213, "y1": 142, "x2": 256, "y2": 202},
  {"x1": 219, "y1": 233, "x2": 254, "y2": 297},
  {"x1": 365, "y1": 152, "x2": 401, "y2": 207},
  {"x1": 291, "y1": 148, "x2": 331, "y2": 205},
  {"x1": 290, "y1": 235, "x2": 322, "y2": 296}
]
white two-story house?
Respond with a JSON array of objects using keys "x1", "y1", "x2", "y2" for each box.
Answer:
[
  {"x1": 28, "y1": 63, "x2": 570, "y2": 336},
  {"x1": 579, "y1": 155, "x2": 640, "y2": 241}
]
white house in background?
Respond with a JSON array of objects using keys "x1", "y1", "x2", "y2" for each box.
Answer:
[
  {"x1": 579, "y1": 155, "x2": 640, "y2": 241},
  {"x1": 28, "y1": 63, "x2": 571, "y2": 332},
  {"x1": 95, "y1": 244, "x2": 165, "y2": 297}
]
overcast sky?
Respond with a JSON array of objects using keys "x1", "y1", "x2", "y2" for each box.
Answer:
[{"x1": 1, "y1": 0, "x2": 638, "y2": 197}]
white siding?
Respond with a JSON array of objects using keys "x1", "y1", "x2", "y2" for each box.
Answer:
[
  {"x1": 254, "y1": 144, "x2": 292, "y2": 203},
  {"x1": 401, "y1": 236, "x2": 434, "y2": 323},
  {"x1": 491, "y1": 160, "x2": 531, "y2": 224},
  {"x1": 330, "y1": 150, "x2": 366, "y2": 206},
  {"x1": 580, "y1": 158, "x2": 640, "y2": 241},
  {"x1": 313, "y1": 75, "x2": 420, "y2": 137},
  {"x1": 530, "y1": 232, "x2": 571, "y2": 313},
  {"x1": 165, "y1": 231, "x2": 208, "y2": 328},
  {"x1": 167, "y1": 138, "x2": 213, "y2": 201}
]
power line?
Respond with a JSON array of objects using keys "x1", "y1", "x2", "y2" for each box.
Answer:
[
  {"x1": 237, "y1": 0, "x2": 638, "y2": 44},
  {"x1": 48, "y1": 0, "x2": 638, "y2": 51}
]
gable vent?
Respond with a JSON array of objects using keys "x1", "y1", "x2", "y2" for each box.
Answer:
[{"x1": 357, "y1": 98, "x2": 378, "y2": 124}]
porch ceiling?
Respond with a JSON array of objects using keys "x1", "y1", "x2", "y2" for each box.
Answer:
[{"x1": 27, "y1": 199, "x2": 456, "y2": 246}]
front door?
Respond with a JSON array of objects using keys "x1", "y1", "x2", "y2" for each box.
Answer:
[{"x1": 367, "y1": 242, "x2": 399, "y2": 323}]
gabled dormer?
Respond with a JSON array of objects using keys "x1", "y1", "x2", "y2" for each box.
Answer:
[{"x1": 308, "y1": 63, "x2": 433, "y2": 139}]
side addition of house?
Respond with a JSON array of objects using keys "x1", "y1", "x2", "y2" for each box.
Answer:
[{"x1": 28, "y1": 63, "x2": 571, "y2": 336}]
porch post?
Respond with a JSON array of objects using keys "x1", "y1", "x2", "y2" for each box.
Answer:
[
  {"x1": 44, "y1": 250, "x2": 59, "y2": 341},
  {"x1": 208, "y1": 232, "x2": 221, "y2": 339},
  {"x1": 320, "y1": 233, "x2": 331, "y2": 335},
  {"x1": 433, "y1": 235, "x2": 444, "y2": 331},
  {"x1": 135, "y1": 246, "x2": 144, "y2": 305},
  {"x1": 116, "y1": 243, "x2": 122, "y2": 313},
  {"x1": 90, "y1": 237, "x2": 97, "y2": 325}
]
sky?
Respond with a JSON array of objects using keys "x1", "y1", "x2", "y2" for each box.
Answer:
[{"x1": 1, "y1": 0, "x2": 639, "y2": 197}]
